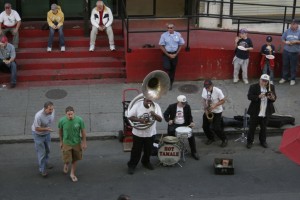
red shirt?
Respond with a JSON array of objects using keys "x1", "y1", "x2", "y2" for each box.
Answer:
[{"x1": 99, "y1": 10, "x2": 104, "y2": 26}]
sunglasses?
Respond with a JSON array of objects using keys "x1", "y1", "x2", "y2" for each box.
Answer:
[
  {"x1": 5, "y1": 7, "x2": 11, "y2": 9},
  {"x1": 167, "y1": 27, "x2": 173, "y2": 29}
]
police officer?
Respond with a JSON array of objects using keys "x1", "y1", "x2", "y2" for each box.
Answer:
[{"x1": 159, "y1": 23, "x2": 185, "y2": 90}]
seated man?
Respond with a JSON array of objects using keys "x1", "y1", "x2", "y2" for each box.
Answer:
[
  {"x1": 47, "y1": 4, "x2": 65, "y2": 52},
  {"x1": 163, "y1": 95, "x2": 199, "y2": 160},
  {"x1": 0, "y1": 36, "x2": 17, "y2": 88},
  {"x1": 0, "y1": 3, "x2": 21, "y2": 49},
  {"x1": 89, "y1": 0, "x2": 115, "y2": 51}
]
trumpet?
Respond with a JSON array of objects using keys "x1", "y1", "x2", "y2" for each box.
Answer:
[{"x1": 266, "y1": 81, "x2": 276, "y2": 101}]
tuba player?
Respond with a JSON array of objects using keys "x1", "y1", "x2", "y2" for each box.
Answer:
[
  {"x1": 202, "y1": 80, "x2": 228, "y2": 147},
  {"x1": 127, "y1": 97, "x2": 162, "y2": 175}
]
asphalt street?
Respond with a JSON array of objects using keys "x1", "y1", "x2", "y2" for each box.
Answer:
[{"x1": 0, "y1": 135, "x2": 299, "y2": 200}]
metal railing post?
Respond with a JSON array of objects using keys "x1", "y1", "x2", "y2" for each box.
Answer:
[
  {"x1": 282, "y1": 6, "x2": 287, "y2": 34},
  {"x1": 186, "y1": 16, "x2": 190, "y2": 51},
  {"x1": 236, "y1": 18, "x2": 240, "y2": 36}
]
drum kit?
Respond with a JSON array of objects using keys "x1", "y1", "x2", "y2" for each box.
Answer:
[{"x1": 157, "y1": 126, "x2": 192, "y2": 167}]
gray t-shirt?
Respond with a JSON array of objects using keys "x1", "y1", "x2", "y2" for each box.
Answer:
[
  {"x1": 31, "y1": 108, "x2": 55, "y2": 135},
  {"x1": 0, "y1": 43, "x2": 16, "y2": 60},
  {"x1": 281, "y1": 28, "x2": 300, "y2": 53}
]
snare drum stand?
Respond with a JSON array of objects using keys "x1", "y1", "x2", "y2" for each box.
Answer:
[
  {"x1": 178, "y1": 134, "x2": 189, "y2": 163},
  {"x1": 235, "y1": 108, "x2": 248, "y2": 143}
]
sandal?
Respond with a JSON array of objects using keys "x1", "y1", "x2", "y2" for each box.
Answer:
[
  {"x1": 70, "y1": 175, "x2": 78, "y2": 182},
  {"x1": 63, "y1": 164, "x2": 69, "y2": 174}
]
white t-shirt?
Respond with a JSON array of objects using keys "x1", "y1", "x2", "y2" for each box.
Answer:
[
  {"x1": 201, "y1": 86, "x2": 225, "y2": 113},
  {"x1": 174, "y1": 106, "x2": 185, "y2": 124},
  {"x1": 31, "y1": 108, "x2": 55, "y2": 135},
  {"x1": 127, "y1": 101, "x2": 162, "y2": 137},
  {"x1": 0, "y1": 10, "x2": 21, "y2": 27},
  {"x1": 258, "y1": 87, "x2": 267, "y2": 117}
]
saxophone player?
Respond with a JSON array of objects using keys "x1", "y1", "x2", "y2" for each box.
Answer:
[
  {"x1": 246, "y1": 74, "x2": 276, "y2": 149},
  {"x1": 202, "y1": 80, "x2": 228, "y2": 147}
]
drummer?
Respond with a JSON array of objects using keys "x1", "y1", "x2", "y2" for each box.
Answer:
[{"x1": 163, "y1": 95, "x2": 199, "y2": 160}]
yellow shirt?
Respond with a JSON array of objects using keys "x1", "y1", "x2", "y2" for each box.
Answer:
[{"x1": 47, "y1": 6, "x2": 64, "y2": 28}]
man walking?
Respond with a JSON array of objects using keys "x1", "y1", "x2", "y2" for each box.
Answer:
[
  {"x1": 58, "y1": 106, "x2": 87, "y2": 182},
  {"x1": 32, "y1": 101, "x2": 55, "y2": 177},
  {"x1": 279, "y1": 19, "x2": 300, "y2": 86},
  {"x1": 159, "y1": 23, "x2": 185, "y2": 90}
]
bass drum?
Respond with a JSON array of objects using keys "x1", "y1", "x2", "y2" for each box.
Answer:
[{"x1": 158, "y1": 143, "x2": 181, "y2": 166}]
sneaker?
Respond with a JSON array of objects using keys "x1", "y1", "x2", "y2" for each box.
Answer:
[
  {"x1": 279, "y1": 78, "x2": 286, "y2": 84},
  {"x1": 290, "y1": 80, "x2": 296, "y2": 86},
  {"x1": 47, "y1": 47, "x2": 52, "y2": 52},
  {"x1": 191, "y1": 152, "x2": 200, "y2": 160},
  {"x1": 142, "y1": 162, "x2": 154, "y2": 170},
  {"x1": 233, "y1": 79, "x2": 239, "y2": 83},
  {"x1": 46, "y1": 163, "x2": 54, "y2": 169},
  {"x1": 61, "y1": 46, "x2": 65, "y2": 52},
  {"x1": 40, "y1": 171, "x2": 48, "y2": 177},
  {"x1": 220, "y1": 139, "x2": 228, "y2": 148},
  {"x1": 246, "y1": 142, "x2": 253, "y2": 149},
  {"x1": 128, "y1": 167, "x2": 135, "y2": 175},
  {"x1": 110, "y1": 45, "x2": 116, "y2": 51},
  {"x1": 243, "y1": 79, "x2": 249, "y2": 84},
  {"x1": 89, "y1": 45, "x2": 95, "y2": 52},
  {"x1": 260, "y1": 142, "x2": 268, "y2": 148},
  {"x1": 269, "y1": 81, "x2": 273, "y2": 85}
]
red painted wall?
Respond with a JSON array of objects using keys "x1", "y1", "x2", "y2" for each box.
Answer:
[{"x1": 125, "y1": 48, "x2": 288, "y2": 82}]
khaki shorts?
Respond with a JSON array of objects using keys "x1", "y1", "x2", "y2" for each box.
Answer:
[{"x1": 62, "y1": 143, "x2": 82, "y2": 163}]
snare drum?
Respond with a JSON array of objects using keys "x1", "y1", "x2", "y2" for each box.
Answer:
[
  {"x1": 158, "y1": 143, "x2": 181, "y2": 166},
  {"x1": 175, "y1": 126, "x2": 192, "y2": 138}
]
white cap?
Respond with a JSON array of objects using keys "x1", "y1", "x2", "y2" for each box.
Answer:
[
  {"x1": 260, "y1": 74, "x2": 270, "y2": 81},
  {"x1": 177, "y1": 95, "x2": 187, "y2": 103}
]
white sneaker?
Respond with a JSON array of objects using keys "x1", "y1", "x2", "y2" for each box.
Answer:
[
  {"x1": 279, "y1": 78, "x2": 286, "y2": 84},
  {"x1": 61, "y1": 46, "x2": 65, "y2": 52},
  {"x1": 110, "y1": 45, "x2": 116, "y2": 51},
  {"x1": 269, "y1": 81, "x2": 273, "y2": 85},
  {"x1": 47, "y1": 47, "x2": 52, "y2": 52},
  {"x1": 233, "y1": 79, "x2": 239, "y2": 83},
  {"x1": 89, "y1": 45, "x2": 95, "y2": 52},
  {"x1": 243, "y1": 79, "x2": 249, "y2": 84},
  {"x1": 290, "y1": 80, "x2": 296, "y2": 86}
]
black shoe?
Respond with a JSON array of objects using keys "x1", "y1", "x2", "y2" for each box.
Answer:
[
  {"x1": 260, "y1": 142, "x2": 268, "y2": 148},
  {"x1": 220, "y1": 139, "x2": 228, "y2": 148},
  {"x1": 205, "y1": 139, "x2": 215, "y2": 145},
  {"x1": 128, "y1": 167, "x2": 135, "y2": 175},
  {"x1": 246, "y1": 142, "x2": 253, "y2": 149},
  {"x1": 10, "y1": 83, "x2": 16, "y2": 88},
  {"x1": 142, "y1": 163, "x2": 154, "y2": 170},
  {"x1": 46, "y1": 163, "x2": 54, "y2": 169},
  {"x1": 191, "y1": 152, "x2": 199, "y2": 160}
]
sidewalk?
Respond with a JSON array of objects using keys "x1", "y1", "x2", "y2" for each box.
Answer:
[{"x1": 0, "y1": 79, "x2": 298, "y2": 143}]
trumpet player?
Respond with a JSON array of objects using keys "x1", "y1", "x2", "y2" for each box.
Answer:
[
  {"x1": 246, "y1": 74, "x2": 276, "y2": 149},
  {"x1": 202, "y1": 80, "x2": 227, "y2": 147},
  {"x1": 127, "y1": 97, "x2": 162, "y2": 175}
]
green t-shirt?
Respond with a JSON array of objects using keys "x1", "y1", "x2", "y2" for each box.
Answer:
[{"x1": 58, "y1": 116, "x2": 85, "y2": 146}]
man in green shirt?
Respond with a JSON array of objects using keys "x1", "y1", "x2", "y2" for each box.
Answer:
[{"x1": 58, "y1": 106, "x2": 87, "y2": 182}]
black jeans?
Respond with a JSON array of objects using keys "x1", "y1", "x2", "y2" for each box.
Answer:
[
  {"x1": 202, "y1": 112, "x2": 226, "y2": 141},
  {"x1": 247, "y1": 115, "x2": 268, "y2": 144},
  {"x1": 163, "y1": 53, "x2": 178, "y2": 85},
  {"x1": 167, "y1": 124, "x2": 197, "y2": 154},
  {"x1": 127, "y1": 134, "x2": 154, "y2": 168}
]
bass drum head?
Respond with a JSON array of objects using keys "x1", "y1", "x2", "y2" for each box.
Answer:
[{"x1": 158, "y1": 144, "x2": 181, "y2": 166}]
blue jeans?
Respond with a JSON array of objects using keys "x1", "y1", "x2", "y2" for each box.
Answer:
[
  {"x1": 282, "y1": 50, "x2": 299, "y2": 81},
  {"x1": 47, "y1": 26, "x2": 65, "y2": 48},
  {"x1": 0, "y1": 60, "x2": 17, "y2": 84},
  {"x1": 262, "y1": 62, "x2": 274, "y2": 81},
  {"x1": 32, "y1": 131, "x2": 51, "y2": 173}
]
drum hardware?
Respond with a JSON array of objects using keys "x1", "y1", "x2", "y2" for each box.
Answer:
[
  {"x1": 175, "y1": 126, "x2": 192, "y2": 163},
  {"x1": 235, "y1": 108, "x2": 248, "y2": 143}
]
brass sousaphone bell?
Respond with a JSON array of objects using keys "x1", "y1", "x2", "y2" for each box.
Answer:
[{"x1": 127, "y1": 70, "x2": 170, "y2": 130}]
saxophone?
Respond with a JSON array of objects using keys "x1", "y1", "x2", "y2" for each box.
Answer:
[{"x1": 205, "y1": 94, "x2": 214, "y2": 123}]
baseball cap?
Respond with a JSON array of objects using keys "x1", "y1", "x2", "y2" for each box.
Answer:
[
  {"x1": 204, "y1": 80, "x2": 213, "y2": 88},
  {"x1": 260, "y1": 74, "x2": 270, "y2": 81},
  {"x1": 51, "y1": 4, "x2": 58, "y2": 10},
  {"x1": 177, "y1": 95, "x2": 187, "y2": 103},
  {"x1": 239, "y1": 28, "x2": 248, "y2": 34},
  {"x1": 0, "y1": 36, "x2": 8, "y2": 43},
  {"x1": 266, "y1": 36, "x2": 272, "y2": 42},
  {"x1": 291, "y1": 19, "x2": 299, "y2": 24}
]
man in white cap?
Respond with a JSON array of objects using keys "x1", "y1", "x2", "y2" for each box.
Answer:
[
  {"x1": 163, "y1": 95, "x2": 199, "y2": 160},
  {"x1": 246, "y1": 74, "x2": 276, "y2": 149}
]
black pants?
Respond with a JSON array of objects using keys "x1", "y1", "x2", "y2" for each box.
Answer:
[
  {"x1": 247, "y1": 115, "x2": 268, "y2": 144},
  {"x1": 163, "y1": 53, "x2": 178, "y2": 85},
  {"x1": 127, "y1": 134, "x2": 154, "y2": 168},
  {"x1": 202, "y1": 112, "x2": 226, "y2": 141},
  {"x1": 167, "y1": 124, "x2": 197, "y2": 154}
]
